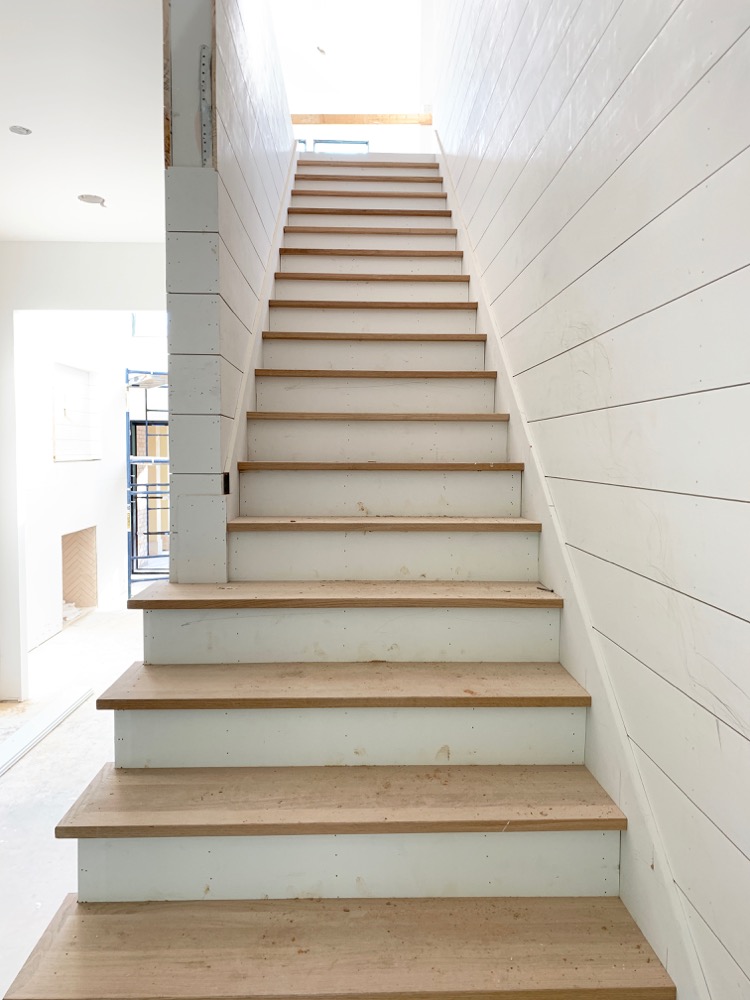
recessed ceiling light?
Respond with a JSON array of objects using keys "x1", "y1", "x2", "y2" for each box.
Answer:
[
  {"x1": 9, "y1": 125, "x2": 32, "y2": 135},
  {"x1": 78, "y1": 194, "x2": 106, "y2": 208}
]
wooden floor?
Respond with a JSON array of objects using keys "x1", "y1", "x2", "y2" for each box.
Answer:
[
  {"x1": 56, "y1": 763, "x2": 626, "y2": 838},
  {"x1": 6, "y1": 895, "x2": 675, "y2": 1000},
  {"x1": 97, "y1": 660, "x2": 590, "y2": 709}
]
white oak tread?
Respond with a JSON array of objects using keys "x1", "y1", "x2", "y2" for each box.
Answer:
[
  {"x1": 246, "y1": 411, "x2": 509, "y2": 421},
  {"x1": 287, "y1": 207, "x2": 452, "y2": 218},
  {"x1": 127, "y1": 580, "x2": 561, "y2": 610},
  {"x1": 284, "y1": 226, "x2": 458, "y2": 235},
  {"x1": 262, "y1": 331, "x2": 485, "y2": 341},
  {"x1": 267, "y1": 300, "x2": 478, "y2": 310},
  {"x1": 295, "y1": 173, "x2": 445, "y2": 183},
  {"x1": 299, "y1": 158, "x2": 440, "y2": 168},
  {"x1": 237, "y1": 462, "x2": 520, "y2": 471},
  {"x1": 274, "y1": 272, "x2": 470, "y2": 282},
  {"x1": 5, "y1": 894, "x2": 674, "y2": 1000},
  {"x1": 290, "y1": 189, "x2": 448, "y2": 199},
  {"x1": 97, "y1": 661, "x2": 590, "y2": 710},
  {"x1": 255, "y1": 369, "x2": 493, "y2": 378},
  {"x1": 56, "y1": 763, "x2": 625, "y2": 838},
  {"x1": 279, "y1": 248, "x2": 462, "y2": 257},
  {"x1": 227, "y1": 516, "x2": 541, "y2": 532}
]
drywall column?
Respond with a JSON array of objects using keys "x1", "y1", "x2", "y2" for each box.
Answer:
[{"x1": 166, "y1": 0, "x2": 295, "y2": 583}]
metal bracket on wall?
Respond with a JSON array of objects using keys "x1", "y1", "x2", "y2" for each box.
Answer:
[{"x1": 199, "y1": 44, "x2": 213, "y2": 166}]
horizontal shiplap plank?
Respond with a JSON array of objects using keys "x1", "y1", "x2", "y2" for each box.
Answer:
[
  {"x1": 534, "y1": 385, "x2": 750, "y2": 500},
  {"x1": 570, "y1": 548, "x2": 750, "y2": 740},
  {"x1": 517, "y1": 266, "x2": 750, "y2": 419},
  {"x1": 549, "y1": 479, "x2": 750, "y2": 621},
  {"x1": 603, "y1": 635, "x2": 750, "y2": 857}
]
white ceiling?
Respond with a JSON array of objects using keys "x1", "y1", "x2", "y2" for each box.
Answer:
[{"x1": 0, "y1": 0, "x2": 165, "y2": 243}]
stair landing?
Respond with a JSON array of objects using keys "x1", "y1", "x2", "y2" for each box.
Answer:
[{"x1": 6, "y1": 895, "x2": 675, "y2": 1000}]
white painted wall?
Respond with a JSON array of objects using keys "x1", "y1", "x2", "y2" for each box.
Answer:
[
  {"x1": 15, "y1": 311, "x2": 167, "y2": 653},
  {"x1": 433, "y1": 1, "x2": 750, "y2": 996},
  {"x1": 166, "y1": 0, "x2": 295, "y2": 583},
  {"x1": 0, "y1": 242, "x2": 165, "y2": 699}
]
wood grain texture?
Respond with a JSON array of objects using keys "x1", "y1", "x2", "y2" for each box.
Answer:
[
  {"x1": 279, "y1": 248, "x2": 462, "y2": 256},
  {"x1": 238, "y1": 462, "x2": 520, "y2": 471},
  {"x1": 287, "y1": 207, "x2": 453, "y2": 217},
  {"x1": 267, "y1": 300, "x2": 478, "y2": 310},
  {"x1": 226, "y1": 516, "x2": 541, "y2": 533},
  {"x1": 274, "y1": 272, "x2": 470, "y2": 282},
  {"x1": 246, "y1": 411, "x2": 509, "y2": 420},
  {"x1": 7, "y1": 894, "x2": 674, "y2": 1000},
  {"x1": 261, "y1": 331, "x2": 485, "y2": 340},
  {"x1": 284, "y1": 226, "x2": 458, "y2": 235},
  {"x1": 298, "y1": 158, "x2": 440, "y2": 168},
  {"x1": 255, "y1": 369, "x2": 493, "y2": 378},
  {"x1": 291, "y1": 189, "x2": 447, "y2": 199},
  {"x1": 56, "y1": 763, "x2": 624, "y2": 838},
  {"x1": 295, "y1": 174, "x2": 445, "y2": 184},
  {"x1": 97, "y1": 660, "x2": 590, "y2": 710},
  {"x1": 126, "y1": 580, "x2": 559, "y2": 610}
]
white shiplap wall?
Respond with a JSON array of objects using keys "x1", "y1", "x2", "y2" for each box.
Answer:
[
  {"x1": 434, "y1": 1, "x2": 750, "y2": 997},
  {"x1": 166, "y1": 0, "x2": 295, "y2": 581}
]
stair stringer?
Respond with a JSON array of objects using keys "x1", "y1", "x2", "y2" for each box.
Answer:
[{"x1": 437, "y1": 135, "x2": 707, "y2": 1000}]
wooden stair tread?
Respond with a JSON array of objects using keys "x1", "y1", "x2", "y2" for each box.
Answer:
[
  {"x1": 279, "y1": 248, "x2": 463, "y2": 256},
  {"x1": 255, "y1": 369, "x2": 494, "y2": 378},
  {"x1": 9, "y1": 894, "x2": 673, "y2": 1000},
  {"x1": 268, "y1": 300, "x2": 478, "y2": 309},
  {"x1": 284, "y1": 226, "x2": 458, "y2": 235},
  {"x1": 57, "y1": 763, "x2": 624, "y2": 838},
  {"x1": 288, "y1": 207, "x2": 452, "y2": 217},
  {"x1": 97, "y1": 661, "x2": 590, "y2": 710},
  {"x1": 237, "y1": 462, "x2": 521, "y2": 471},
  {"x1": 227, "y1": 516, "x2": 541, "y2": 532},
  {"x1": 299, "y1": 158, "x2": 440, "y2": 167},
  {"x1": 291, "y1": 189, "x2": 447, "y2": 198},
  {"x1": 246, "y1": 411, "x2": 509, "y2": 421},
  {"x1": 127, "y1": 580, "x2": 559, "y2": 610},
  {"x1": 295, "y1": 173, "x2": 444, "y2": 182},
  {"x1": 274, "y1": 272, "x2": 470, "y2": 282},
  {"x1": 262, "y1": 331, "x2": 484, "y2": 340}
]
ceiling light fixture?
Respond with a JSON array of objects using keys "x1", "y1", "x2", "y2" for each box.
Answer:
[
  {"x1": 78, "y1": 194, "x2": 107, "y2": 208},
  {"x1": 9, "y1": 125, "x2": 32, "y2": 135}
]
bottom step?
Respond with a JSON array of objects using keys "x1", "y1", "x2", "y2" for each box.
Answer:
[{"x1": 7, "y1": 895, "x2": 674, "y2": 1000}]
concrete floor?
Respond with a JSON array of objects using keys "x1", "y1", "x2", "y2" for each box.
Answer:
[{"x1": 0, "y1": 609, "x2": 144, "y2": 995}]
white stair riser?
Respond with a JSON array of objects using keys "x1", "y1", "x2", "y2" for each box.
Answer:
[
  {"x1": 278, "y1": 254, "x2": 463, "y2": 275},
  {"x1": 268, "y1": 305, "x2": 476, "y2": 335},
  {"x1": 228, "y1": 531, "x2": 539, "y2": 582},
  {"x1": 283, "y1": 231, "x2": 457, "y2": 250},
  {"x1": 261, "y1": 339, "x2": 484, "y2": 371},
  {"x1": 114, "y1": 706, "x2": 585, "y2": 768},
  {"x1": 255, "y1": 376, "x2": 493, "y2": 412},
  {"x1": 289, "y1": 213, "x2": 452, "y2": 230},
  {"x1": 239, "y1": 470, "x2": 520, "y2": 516},
  {"x1": 273, "y1": 278, "x2": 470, "y2": 303},
  {"x1": 78, "y1": 831, "x2": 619, "y2": 901},
  {"x1": 144, "y1": 607, "x2": 557, "y2": 664},
  {"x1": 291, "y1": 195, "x2": 448, "y2": 212},
  {"x1": 247, "y1": 419, "x2": 508, "y2": 462},
  {"x1": 294, "y1": 179, "x2": 443, "y2": 192}
]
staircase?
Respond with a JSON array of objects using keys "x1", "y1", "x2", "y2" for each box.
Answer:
[{"x1": 6, "y1": 154, "x2": 675, "y2": 999}]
